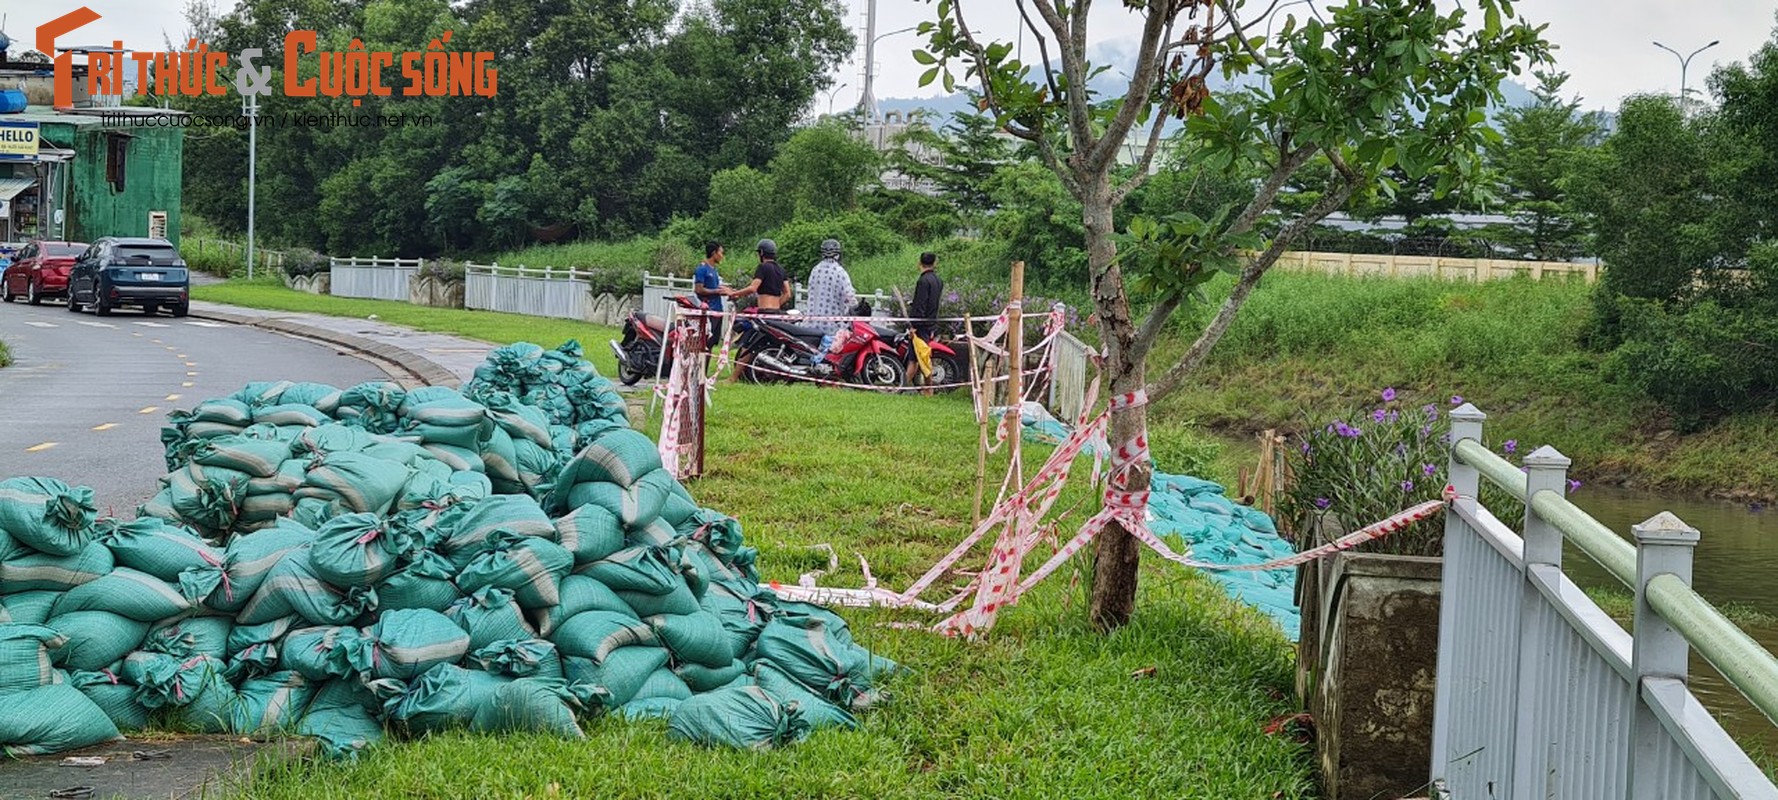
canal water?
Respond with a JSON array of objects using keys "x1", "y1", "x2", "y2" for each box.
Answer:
[{"x1": 1562, "y1": 487, "x2": 1778, "y2": 757}]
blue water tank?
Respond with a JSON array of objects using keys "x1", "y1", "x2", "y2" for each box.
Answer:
[{"x1": 0, "y1": 90, "x2": 25, "y2": 114}]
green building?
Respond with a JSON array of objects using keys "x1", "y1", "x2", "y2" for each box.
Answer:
[{"x1": 0, "y1": 106, "x2": 185, "y2": 248}]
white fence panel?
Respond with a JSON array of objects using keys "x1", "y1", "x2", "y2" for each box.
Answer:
[
  {"x1": 463, "y1": 263, "x2": 590, "y2": 321},
  {"x1": 329, "y1": 257, "x2": 420, "y2": 301}
]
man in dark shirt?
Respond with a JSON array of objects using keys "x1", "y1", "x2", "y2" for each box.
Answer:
[
  {"x1": 727, "y1": 239, "x2": 792, "y2": 383},
  {"x1": 909, "y1": 252, "x2": 944, "y2": 392}
]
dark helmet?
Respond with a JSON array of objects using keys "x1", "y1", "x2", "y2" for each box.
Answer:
[
  {"x1": 756, "y1": 238, "x2": 777, "y2": 258},
  {"x1": 820, "y1": 239, "x2": 842, "y2": 260}
]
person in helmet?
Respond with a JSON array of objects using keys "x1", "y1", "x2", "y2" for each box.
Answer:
[
  {"x1": 729, "y1": 238, "x2": 791, "y2": 312},
  {"x1": 803, "y1": 238, "x2": 858, "y2": 338}
]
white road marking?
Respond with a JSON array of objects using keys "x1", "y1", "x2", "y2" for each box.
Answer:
[
  {"x1": 23, "y1": 321, "x2": 56, "y2": 328},
  {"x1": 25, "y1": 442, "x2": 57, "y2": 452},
  {"x1": 138, "y1": 406, "x2": 159, "y2": 414},
  {"x1": 135, "y1": 321, "x2": 169, "y2": 328},
  {"x1": 92, "y1": 423, "x2": 117, "y2": 431},
  {"x1": 183, "y1": 320, "x2": 224, "y2": 328},
  {"x1": 75, "y1": 321, "x2": 116, "y2": 329}
]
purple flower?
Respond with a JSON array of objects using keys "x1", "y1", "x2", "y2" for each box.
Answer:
[
  {"x1": 1420, "y1": 425, "x2": 1433, "y2": 438},
  {"x1": 1300, "y1": 442, "x2": 1311, "y2": 455},
  {"x1": 1372, "y1": 408, "x2": 1387, "y2": 423},
  {"x1": 1567, "y1": 479, "x2": 1582, "y2": 492},
  {"x1": 1386, "y1": 410, "x2": 1399, "y2": 423},
  {"x1": 1503, "y1": 439, "x2": 1517, "y2": 454},
  {"x1": 1422, "y1": 463, "x2": 1437, "y2": 476},
  {"x1": 1334, "y1": 422, "x2": 1363, "y2": 438},
  {"x1": 1394, "y1": 442, "x2": 1407, "y2": 457},
  {"x1": 1382, "y1": 387, "x2": 1397, "y2": 402},
  {"x1": 1422, "y1": 403, "x2": 1438, "y2": 419},
  {"x1": 1314, "y1": 497, "x2": 1331, "y2": 509},
  {"x1": 1400, "y1": 480, "x2": 1415, "y2": 492},
  {"x1": 1450, "y1": 395, "x2": 1465, "y2": 405}
]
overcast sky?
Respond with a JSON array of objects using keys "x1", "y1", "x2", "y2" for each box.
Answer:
[{"x1": 14, "y1": 0, "x2": 1777, "y2": 111}]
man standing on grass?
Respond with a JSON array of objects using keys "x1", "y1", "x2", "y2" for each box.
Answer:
[
  {"x1": 804, "y1": 239, "x2": 857, "y2": 339},
  {"x1": 692, "y1": 241, "x2": 730, "y2": 351},
  {"x1": 908, "y1": 251, "x2": 944, "y2": 394},
  {"x1": 727, "y1": 239, "x2": 792, "y2": 382}
]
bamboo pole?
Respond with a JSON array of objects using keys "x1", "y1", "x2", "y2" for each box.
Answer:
[
  {"x1": 1007, "y1": 261, "x2": 1025, "y2": 488},
  {"x1": 969, "y1": 312, "x2": 988, "y2": 528}
]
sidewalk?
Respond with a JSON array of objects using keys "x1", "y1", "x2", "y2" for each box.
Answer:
[{"x1": 190, "y1": 301, "x2": 492, "y2": 388}]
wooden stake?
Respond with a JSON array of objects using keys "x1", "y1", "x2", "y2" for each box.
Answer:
[
  {"x1": 968, "y1": 312, "x2": 988, "y2": 528},
  {"x1": 1007, "y1": 261, "x2": 1025, "y2": 488}
]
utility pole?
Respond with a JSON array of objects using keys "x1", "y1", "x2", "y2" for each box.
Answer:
[
  {"x1": 1652, "y1": 39, "x2": 1720, "y2": 119},
  {"x1": 243, "y1": 91, "x2": 258, "y2": 280},
  {"x1": 859, "y1": 0, "x2": 878, "y2": 124}
]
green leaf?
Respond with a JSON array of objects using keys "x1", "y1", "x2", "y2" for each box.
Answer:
[
  {"x1": 912, "y1": 49, "x2": 937, "y2": 66},
  {"x1": 918, "y1": 66, "x2": 941, "y2": 88}
]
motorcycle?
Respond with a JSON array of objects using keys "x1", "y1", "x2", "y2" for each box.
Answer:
[
  {"x1": 610, "y1": 294, "x2": 713, "y2": 385},
  {"x1": 734, "y1": 311, "x2": 905, "y2": 388},
  {"x1": 885, "y1": 326, "x2": 965, "y2": 393}
]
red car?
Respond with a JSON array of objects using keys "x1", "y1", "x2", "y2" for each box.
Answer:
[{"x1": 2, "y1": 241, "x2": 87, "y2": 305}]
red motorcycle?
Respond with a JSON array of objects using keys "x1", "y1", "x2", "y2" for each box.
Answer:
[
  {"x1": 734, "y1": 313, "x2": 905, "y2": 388},
  {"x1": 884, "y1": 327, "x2": 965, "y2": 392},
  {"x1": 610, "y1": 295, "x2": 712, "y2": 385}
]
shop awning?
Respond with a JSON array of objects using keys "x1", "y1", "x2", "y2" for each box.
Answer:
[{"x1": 0, "y1": 177, "x2": 36, "y2": 202}]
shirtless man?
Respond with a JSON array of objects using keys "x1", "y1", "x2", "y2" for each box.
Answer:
[{"x1": 727, "y1": 239, "x2": 793, "y2": 382}]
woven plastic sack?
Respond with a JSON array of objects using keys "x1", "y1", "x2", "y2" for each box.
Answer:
[
  {"x1": 0, "y1": 683, "x2": 124, "y2": 756},
  {"x1": 280, "y1": 626, "x2": 363, "y2": 681},
  {"x1": 143, "y1": 615, "x2": 233, "y2": 660},
  {"x1": 445, "y1": 587, "x2": 538, "y2": 650},
  {"x1": 752, "y1": 615, "x2": 899, "y2": 710},
  {"x1": 560, "y1": 468, "x2": 678, "y2": 527},
  {"x1": 0, "y1": 624, "x2": 67, "y2": 692},
  {"x1": 386, "y1": 662, "x2": 511, "y2": 736},
  {"x1": 276, "y1": 382, "x2": 343, "y2": 415},
  {"x1": 46, "y1": 611, "x2": 150, "y2": 671},
  {"x1": 659, "y1": 492, "x2": 699, "y2": 529},
  {"x1": 550, "y1": 426, "x2": 664, "y2": 494},
  {"x1": 482, "y1": 426, "x2": 524, "y2": 493},
  {"x1": 227, "y1": 616, "x2": 296, "y2": 656},
  {"x1": 552, "y1": 503, "x2": 625, "y2": 566},
  {"x1": 676, "y1": 658, "x2": 748, "y2": 693},
  {"x1": 626, "y1": 516, "x2": 682, "y2": 548},
  {"x1": 100, "y1": 517, "x2": 222, "y2": 584},
  {"x1": 536, "y1": 575, "x2": 632, "y2": 638},
  {"x1": 178, "y1": 398, "x2": 254, "y2": 426},
  {"x1": 649, "y1": 611, "x2": 736, "y2": 668},
  {"x1": 71, "y1": 670, "x2": 152, "y2": 731},
  {"x1": 551, "y1": 610, "x2": 657, "y2": 662},
  {"x1": 667, "y1": 685, "x2": 809, "y2": 751},
  {"x1": 561, "y1": 646, "x2": 670, "y2": 707},
  {"x1": 0, "y1": 591, "x2": 59, "y2": 624},
  {"x1": 360, "y1": 440, "x2": 438, "y2": 470},
  {"x1": 434, "y1": 495, "x2": 557, "y2": 569},
  {"x1": 245, "y1": 457, "x2": 308, "y2": 496},
  {"x1": 354, "y1": 609, "x2": 470, "y2": 681},
  {"x1": 309, "y1": 512, "x2": 415, "y2": 588},
  {"x1": 191, "y1": 435, "x2": 293, "y2": 478},
  {"x1": 53, "y1": 567, "x2": 194, "y2": 622},
  {"x1": 482, "y1": 391, "x2": 554, "y2": 448},
  {"x1": 421, "y1": 443, "x2": 484, "y2": 473},
  {"x1": 335, "y1": 381, "x2": 407, "y2": 434},
  {"x1": 298, "y1": 452, "x2": 412, "y2": 516},
  {"x1": 293, "y1": 423, "x2": 379, "y2": 457},
  {"x1": 376, "y1": 550, "x2": 464, "y2": 612},
  {"x1": 456, "y1": 531, "x2": 573, "y2": 610},
  {"x1": 232, "y1": 380, "x2": 296, "y2": 408},
  {"x1": 290, "y1": 497, "x2": 347, "y2": 530},
  {"x1": 470, "y1": 678, "x2": 586, "y2": 739},
  {"x1": 124, "y1": 652, "x2": 237, "y2": 733},
  {"x1": 209, "y1": 519, "x2": 316, "y2": 613},
  {"x1": 617, "y1": 695, "x2": 683, "y2": 721},
  {"x1": 631, "y1": 667, "x2": 692, "y2": 703},
  {"x1": 300, "y1": 679, "x2": 385, "y2": 760},
  {"x1": 467, "y1": 639, "x2": 563, "y2": 679},
  {"x1": 513, "y1": 438, "x2": 560, "y2": 494},
  {"x1": 231, "y1": 670, "x2": 318, "y2": 736},
  {"x1": 251, "y1": 402, "x2": 330, "y2": 428},
  {"x1": 0, "y1": 542, "x2": 114, "y2": 591},
  {"x1": 617, "y1": 582, "x2": 700, "y2": 618},
  {"x1": 239, "y1": 493, "x2": 296, "y2": 523},
  {"x1": 576, "y1": 545, "x2": 682, "y2": 595},
  {"x1": 236, "y1": 547, "x2": 378, "y2": 626},
  {"x1": 400, "y1": 394, "x2": 493, "y2": 448},
  {"x1": 753, "y1": 660, "x2": 859, "y2": 731},
  {"x1": 0, "y1": 476, "x2": 97, "y2": 556}
]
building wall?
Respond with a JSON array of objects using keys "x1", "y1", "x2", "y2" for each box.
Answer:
[{"x1": 41, "y1": 122, "x2": 182, "y2": 247}]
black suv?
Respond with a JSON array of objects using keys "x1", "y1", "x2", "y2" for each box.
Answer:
[{"x1": 67, "y1": 237, "x2": 190, "y2": 317}]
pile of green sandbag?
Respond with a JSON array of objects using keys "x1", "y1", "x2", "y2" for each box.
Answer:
[{"x1": 0, "y1": 342, "x2": 900, "y2": 760}]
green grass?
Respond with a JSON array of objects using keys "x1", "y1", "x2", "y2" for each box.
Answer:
[
  {"x1": 235, "y1": 385, "x2": 1311, "y2": 799},
  {"x1": 0, "y1": 339, "x2": 11, "y2": 367}
]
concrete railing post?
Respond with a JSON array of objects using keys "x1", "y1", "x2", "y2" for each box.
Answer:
[
  {"x1": 1511, "y1": 445, "x2": 1571, "y2": 796},
  {"x1": 1628, "y1": 512, "x2": 1699, "y2": 800},
  {"x1": 1430, "y1": 403, "x2": 1486, "y2": 783}
]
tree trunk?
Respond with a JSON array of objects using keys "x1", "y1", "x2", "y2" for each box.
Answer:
[{"x1": 1080, "y1": 176, "x2": 1149, "y2": 631}]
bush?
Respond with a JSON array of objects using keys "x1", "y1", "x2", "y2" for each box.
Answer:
[
  {"x1": 1601, "y1": 295, "x2": 1778, "y2": 432},
  {"x1": 420, "y1": 259, "x2": 466, "y2": 281},
  {"x1": 861, "y1": 190, "x2": 959, "y2": 243},
  {"x1": 767, "y1": 212, "x2": 906, "y2": 278},
  {"x1": 283, "y1": 248, "x2": 329, "y2": 277}
]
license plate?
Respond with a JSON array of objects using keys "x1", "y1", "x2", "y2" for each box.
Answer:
[{"x1": 140, "y1": 273, "x2": 161, "y2": 281}]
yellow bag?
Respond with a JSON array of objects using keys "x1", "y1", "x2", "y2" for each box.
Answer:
[{"x1": 912, "y1": 333, "x2": 933, "y2": 378}]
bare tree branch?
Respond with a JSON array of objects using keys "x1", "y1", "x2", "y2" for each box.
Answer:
[
  {"x1": 1015, "y1": 0, "x2": 1064, "y2": 102},
  {"x1": 1145, "y1": 175, "x2": 1358, "y2": 404},
  {"x1": 1130, "y1": 294, "x2": 1181, "y2": 362},
  {"x1": 1109, "y1": 105, "x2": 1173, "y2": 206},
  {"x1": 1227, "y1": 140, "x2": 1315, "y2": 235},
  {"x1": 1025, "y1": 0, "x2": 1095, "y2": 155},
  {"x1": 1087, "y1": 0, "x2": 1175, "y2": 175},
  {"x1": 1217, "y1": 0, "x2": 1271, "y2": 69}
]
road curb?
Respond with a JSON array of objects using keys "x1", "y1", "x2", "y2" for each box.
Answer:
[{"x1": 189, "y1": 307, "x2": 463, "y2": 388}]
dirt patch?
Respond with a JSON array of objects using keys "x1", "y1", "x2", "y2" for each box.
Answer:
[{"x1": 0, "y1": 735, "x2": 312, "y2": 800}]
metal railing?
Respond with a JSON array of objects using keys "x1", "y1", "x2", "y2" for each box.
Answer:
[
  {"x1": 1430, "y1": 404, "x2": 1778, "y2": 799},
  {"x1": 329, "y1": 257, "x2": 421, "y2": 301},
  {"x1": 463, "y1": 262, "x2": 605, "y2": 320},
  {"x1": 184, "y1": 237, "x2": 286, "y2": 272}
]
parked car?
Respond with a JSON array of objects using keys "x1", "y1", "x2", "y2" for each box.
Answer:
[
  {"x1": 1, "y1": 241, "x2": 88, "y2": 305},
  {"x1": 67, "y1": 237, "x2": 190, "y2": 317}
]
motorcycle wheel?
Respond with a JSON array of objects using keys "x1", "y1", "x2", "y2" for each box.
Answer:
[
  {"x1": 855, "y1": 352, "x2": 906, "y2": 389},
  {"x1": 745, "y1": 345, "x2": 793, "y2": 384},
  {"x1": 620, "y1": 344, "x2": 658, "y2": 385},
  {"x1": 927, "y1": 353, "x2": 963, "y2": 393}
]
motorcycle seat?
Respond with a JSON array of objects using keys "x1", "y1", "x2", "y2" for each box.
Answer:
[
  {"x1": 870, "y1": 324, "x2": 899, "y2": 340},
  {"x1": 641, "y1": 313, "x2": 667, "y2": 331},
  {"x1": 767, "y1": 320, "x2": 827, "y2": 339}
]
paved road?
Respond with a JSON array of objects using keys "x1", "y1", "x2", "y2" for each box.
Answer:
[{"x1": 0, "y1": 299, "x2": 388, "y2": 515}]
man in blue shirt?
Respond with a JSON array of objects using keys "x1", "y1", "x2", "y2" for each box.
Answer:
[{"x1": 692, "y1": 241, "x2": 729, "y2": 351}]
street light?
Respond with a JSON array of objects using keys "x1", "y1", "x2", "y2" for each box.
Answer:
[
  {"x1": 1652, "y1": 39, "x2": 1720, "y2": 118},
  {"x1": 859, "y1": 22, "x2": 920, "y2": 124},
  {"x1": 824, "y1": 82, "x2": 849, "y2": 116}
]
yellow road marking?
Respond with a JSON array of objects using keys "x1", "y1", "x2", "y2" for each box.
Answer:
[
  {"x1": 182, "y1": 381, "x2": 193, "y2": 387},
  {"x1": 138, "y1": 406, "x2": 159, "y2": 414},
  {"x1": 186, "y1": 372, "x2": 198, "y2": 377},
  {"x1": 92, "y1": 423, "x2": 117, "y2": 431},
  {"x1": 184, "y1": 362, "x2": 196, "y2": 367},
  {"x1": 25, "y1": 442, "x2": 57, "y2": 452},
  {"x1": 165, "y1": 394, "x2": 181, "y2": 401}
]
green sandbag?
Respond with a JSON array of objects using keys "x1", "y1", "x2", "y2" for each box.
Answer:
[
  {"x1": 421, "y1": 443, "x2": 484, "y2": 473},
  {"x1": 210, "y1": 519, "x2": 316, "y2": 613},
  {"x1": 300, "y1": 679, "x2": 384, "y2": 760},
  {"x1": 648, "y1": 611, "x2": 736, "y2": 668},
  {"x1": 434, "y1": 495, "x2": 557, "y2": 569},
  {"x1": 552, "y1": 503, "x2": 625, "y2": 565},
  {"x1": 576, "y1": 545, "x2": 682, "y2": 594},
  {"x1": 0, "y1": 476, "x2": 98, "y2": 556},
  {"x1": 450, "y1": 470, "x2": 494, "y2": 500},
  {"x1": 467, "y1": 639, "x2": 563, "y2": 679},
  {"x1": 554, "y1": 427, "x2": 664, "y2": 491},
  {"x1": 0, "y1": 528, "x2": 18, "y2": 563},
  {"x1": 456, "y1": 532, "x2": 574, "y2": 609},
  {"x1": 245, "y1": 457, "x2": 308, "y2": 496},
  {"x1": 144, "y1": 615, "x2": 233, "y2": 660},
  {"x1": 753, "y1": 660, "x2": 859, "y2": 731},
  {"x1": 631, "y1": 666, "x2": 692, "y2": 702},
  {"x1": 666, "y1": 684, "x2": 809, "y2": 751},
  {"x1": 0, "y1": 624, "x2": 67, "y2": 691},
  {"x1": 280, "y1": 626, "x2": 363, "y2": 681},
  {"x1": 290, "y1": 497, "x2": 347, "y2": 530},
  {"x1": 399, "y1": 395, "x2": 493, "y2": 450},
  {"x1": 679, "y1": 508, "x2": 746, "y2": 557},
  {"x1": 52, "y1": 567, "x2": 193, "y2": 622},
  {"x1": 536, "y1": 575, "x2": 632, "y2": 638},
  {"x1": 277, "y1": 382, "x2": 343, "y2": 415},
  {"x1": 293, "y1": 423, "x2": 379, "y2": 457},
  {"x1": 236, "y1": 548, "x2": 378, "y2": 627},
  {"x1": 753, "y1": 615, "x2": 899, "y2": 710},
  {"x1": 298, "y1": 452, "x2": 413, "y2": 516},
  {"x1": 617, "y1": 695, "x2": 683, "y2": 721},
  {"x1": 46, "y1": 611, "x2": 150, "y2": 671},
  {"x1": 386, "y1": 663, "x2": 511, "y2": 736},
  {"x1": 376, "y1": 550, "x2": 464, "y2": 612},
  {"x1": 562, "y1": 468, "x2": 678, "y2": 527},
  {"x1": 444, "y1": 587, "x2": 538, "y2": 651},
  {"x1": 562, "y1": 647, "x2": 669, "y2": 707},
  {"x1": 355, "y1": 609, "x2": 470, "y2": 681},
  {"x1": 625, "y1": 516, "x2": 681, "y2": 548},
  {"x1": 676, "y1": 658, "x2": 748, "y2": 693},
  {"x1": 309, "y1": 512, "x2": 415, "y2": 588},
  {"x1": 335, "y1": 381, "x2": 407, "y2": 434},
  {"x1": 161, "y1": 462, "x2": 254, "y2": 534},
  {"x1": 0, "y1": 542, "x2": 114, "y2": 591},
  {"x1": 0, "y1": 591, "x2": 59, "y2": 624},
  {"x1": 361, "y1": 440, "x2": 439, "y2": 469},
  {"x1": 192, "y1": 435, "x2": 293, "y2": 478},
  {"x1": 239, "y1": 493, "x2": 296, "y2": 522},
  {"x1": 699, "y1": 581, "x2": 770, "y2": 656},
  {"x1": 232, "y1": 380, "x2": 296, "y2": 408},
  {"x1": 71, "y1": 670, "x2": 152, "y2": 731},
  {"x1": 617, "y1": 582, "x2": 700, "y2": 617},
  {"x1": 231, "y1": 670, "x2": 318, "y2": 736},
  {"x1": 0, "y1": 683, "x2": 124, "y2": 756},
  {"x1": 227, "y1": 616, "x2": 296, "y2": 655},
  {"x1": 551, "y1": 610, "x2": 657, "y2": 662},
  {"x1": 659, "y1": 492, "x2": 699, "y2": 529},
  {"x1": 482, "y1": 391, "x2": 554, "y2": 448},
  {"x1": 228, "y1": 641, "x2": 280, "y2": 680},
  {"x1": 482, "y1": 426, "x2": 524, "y2": 492},
  {"x1": 124, "y1": 652, "x2": 238, "y2": 733},
  {"x1": 513, "y1": 438, "x2": 560, "y2": 494},
  {"x1": 177, "y1": 398, "x2": 253, "y2": 426},
  {"x1": 100, "y1": 517, "x2": 222, "y2": 584},
  {"x1": 252, "y1": 403, "x2": 331, "y2": 428},
  {"x1": 470, "y1": 678, "x2": 585, "y2": 739},
  {"x1": 676, "y1": 545, "x2": 710, "y2": 601}
]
